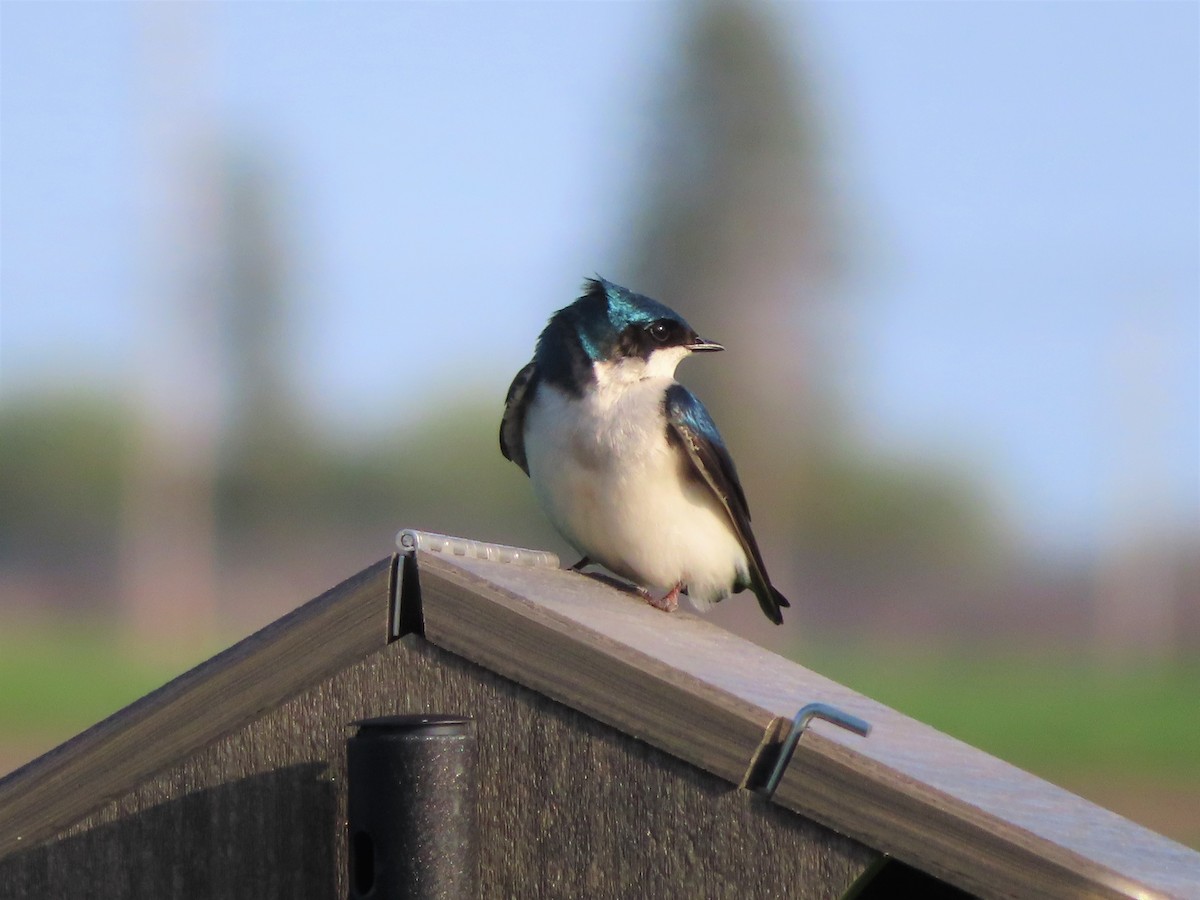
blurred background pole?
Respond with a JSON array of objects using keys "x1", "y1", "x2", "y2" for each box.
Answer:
[
  {"x1": 120, "y1": 2, "x2": 221, "y2": 646},
  {"x1": 347, "y1": 716, "x2": 479, "y2": 900}
]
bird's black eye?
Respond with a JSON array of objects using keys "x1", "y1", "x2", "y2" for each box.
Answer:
[{"x1": 647, "y1": 321, "x2": 672, "y2": 344}]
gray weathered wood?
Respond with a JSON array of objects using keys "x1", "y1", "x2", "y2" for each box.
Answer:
[
  {"x1": 416, "y1": 550, "x2": 1200, "y2": 900},
  {"x1": 417, "y1": 552, "x2": 773, "y2": 790},
  {"x1": 0, "y1": 635, "x2": 875, "y2": 899},
  {"x1": 0, "y1": 557, "x2": 393, "y2": 858},
  {"x1": 4, "y1": 546, "x2": 1198, "y2": 899}
]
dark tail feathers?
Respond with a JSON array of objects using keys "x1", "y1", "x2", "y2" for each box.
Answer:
[{"x1": 752, "y1": 583, "x2": 790, "y2": 626}]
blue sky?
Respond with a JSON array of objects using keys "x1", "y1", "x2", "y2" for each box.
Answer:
[{"x1": 1, "y1": 1, "x2": 1196, "y2": 554}]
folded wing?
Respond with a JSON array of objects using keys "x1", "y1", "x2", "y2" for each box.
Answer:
[
  {"x1": 499, "y1": 361, "x2": 538, "y2": 475},
  {"x1": 663, "y1": 383, "x2": 789, "y2": 625}
]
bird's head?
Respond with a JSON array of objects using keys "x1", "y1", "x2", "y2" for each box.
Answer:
[{"x1": 536, "y1": 277, "x2": 723, "y2": 391}]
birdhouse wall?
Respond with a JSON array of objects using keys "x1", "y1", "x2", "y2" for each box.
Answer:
[{"x1": 0, "y1": 634, "x2": 876, "y2": 898}]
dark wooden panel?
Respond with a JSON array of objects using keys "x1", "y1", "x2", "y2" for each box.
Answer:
[
  {"x1": 0, "y1": 765, "x2": 337, "y2": 899},
  {"x1": 417, "y1": 551, "x2": 1200, "y2": 900},
  {"x1": 782, "y1": 724, "x2": 1200, "y2": 900},
  {"x1": 0, "y1": 556, "x2": 394, "y2": 858},
  {"x1": 415, "y1": 551, "x2": 781, "y2": 788},
  {"x1": 0, "y1": 636, "x2": 877, "y2": 899}
]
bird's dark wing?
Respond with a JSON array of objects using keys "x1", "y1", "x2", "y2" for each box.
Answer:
[
  {"x1": 663, "y1": 383, "x2": 790, "y2": 625},
  {"x1": 500, "y1": 361, "x2": 538, "y2": 475}
]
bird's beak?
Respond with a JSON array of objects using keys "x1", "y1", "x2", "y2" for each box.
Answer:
[{"x1": 688, "y1": 337, "x2": 725, "y2": 353}]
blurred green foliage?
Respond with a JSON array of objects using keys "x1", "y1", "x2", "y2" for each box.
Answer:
[
  {"x1": 0, "y1": 391, "x2": 996, "y2": 583},
  {"x1": 796, "y1": 448, "x2": 1003, "y2": 569},
  {"x1": 0, "y1": 394, "x2": 131, "y2": 563},
  {"x1": 0, "y1": 621, "x2": 213, "y2": 733},
  {"x1": 214, "y1": 393, "x2": 558, "y2": 552}
]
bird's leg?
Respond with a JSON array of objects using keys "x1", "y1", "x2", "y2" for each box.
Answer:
[
  {"x1": 639, "y1": 583, "x2": 681, "y2": 613},
  {"x1": 569, "y1": 556, "x2": 592, "y2": 571}
]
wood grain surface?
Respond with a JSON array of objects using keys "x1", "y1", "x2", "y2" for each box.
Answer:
[
  {"x1": 415, "y1": 550, "x2": 1200, "y2": 899},
  {"x1": 0, "y1": 556, "x2": 394, "y2": 858},
  {"x1": 3, "y1": 546, "x2": 1198, "y2": 899},
  {"x1": 0, "y1": 622, "x2": 874, "y2": 899}
]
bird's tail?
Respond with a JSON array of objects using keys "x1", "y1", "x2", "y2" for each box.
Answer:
[{"x1": 752, "y1": 581, "x2": 790, "y2": 626}]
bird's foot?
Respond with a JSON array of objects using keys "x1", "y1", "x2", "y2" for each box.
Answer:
[{"x1": 639, "y1": 583, "x2": 681, "y2": 613}]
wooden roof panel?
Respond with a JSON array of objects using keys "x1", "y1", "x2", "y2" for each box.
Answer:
[{"x1": 417, "y1": 549, "x2": 1200, "y2": 900}]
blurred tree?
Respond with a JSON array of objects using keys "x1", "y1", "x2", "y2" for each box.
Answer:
[
  {"x1": 0, "y1": 395, "x2": 130, "y2": 570},
  {"x1": 621, "y1": 0, "x2": 1000, "y2": 594},
  {"x1": 628, "y1": 0, "x2": 839, "y2": 425},
  {"x1": 219, "y1": 150, "x2": 298, "y2": 467},
  {"x1": 212, "y1": 147, "x2": 315, "y2": 537},
  {"x1": 623, "y1": 0, "x2": 840, "y2": 587}
]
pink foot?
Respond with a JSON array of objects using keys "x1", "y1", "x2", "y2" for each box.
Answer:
[{"x1": 639, "y1": 583, "x2": 681, "y2": 613}]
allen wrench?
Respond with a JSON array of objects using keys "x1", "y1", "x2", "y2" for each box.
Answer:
[{"x1": 759, "y1": 702, "x2": 872, "y2": 799}]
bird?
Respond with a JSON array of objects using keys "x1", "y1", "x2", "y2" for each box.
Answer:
[{"x1": 500, "y1": 276, "x2": 790, "y2": 625}]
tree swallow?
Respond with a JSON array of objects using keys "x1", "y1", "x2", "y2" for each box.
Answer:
[{"x1": 500, "y1": 277, "x2": 790, "y2": 625}]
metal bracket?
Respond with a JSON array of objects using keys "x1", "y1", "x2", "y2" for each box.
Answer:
[
  {"x1": 389, "y1": 529, "x2": 561, "y2": 640},
  {"x1": 759, "y1": 702, "x2": 872, "y2": 799}
]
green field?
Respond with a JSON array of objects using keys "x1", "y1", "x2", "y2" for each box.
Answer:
[
  {"x1": 0, "y1": 621, "x2": 217, "y2": 745},
  {"x1": 1, "y1": 623, "x2": 1197, "y2": 848},
  {"x1": 800, "y1": 643, "x2": 1200, "y2": 777}
]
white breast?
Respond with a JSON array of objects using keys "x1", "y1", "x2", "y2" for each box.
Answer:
[{"x1": 523, "y1": 365, "x2": 747, "y2": 608}]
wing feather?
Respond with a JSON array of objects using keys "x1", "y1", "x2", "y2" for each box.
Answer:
[
  {"x1": 664, "y1": 384, "x2": 789, "y2": 624},
  {"x1": 500, "y1": 362, "x2": 538, "y2": 475}
]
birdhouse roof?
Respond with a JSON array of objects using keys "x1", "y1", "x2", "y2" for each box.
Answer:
[{"x1": 1, "y1": 535, "x2": 1197, "y2": 898}]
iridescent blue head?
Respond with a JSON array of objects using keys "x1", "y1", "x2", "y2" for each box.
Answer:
[{"x1": 535, "y1": 277, "x2": 723, "y2": 395}]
